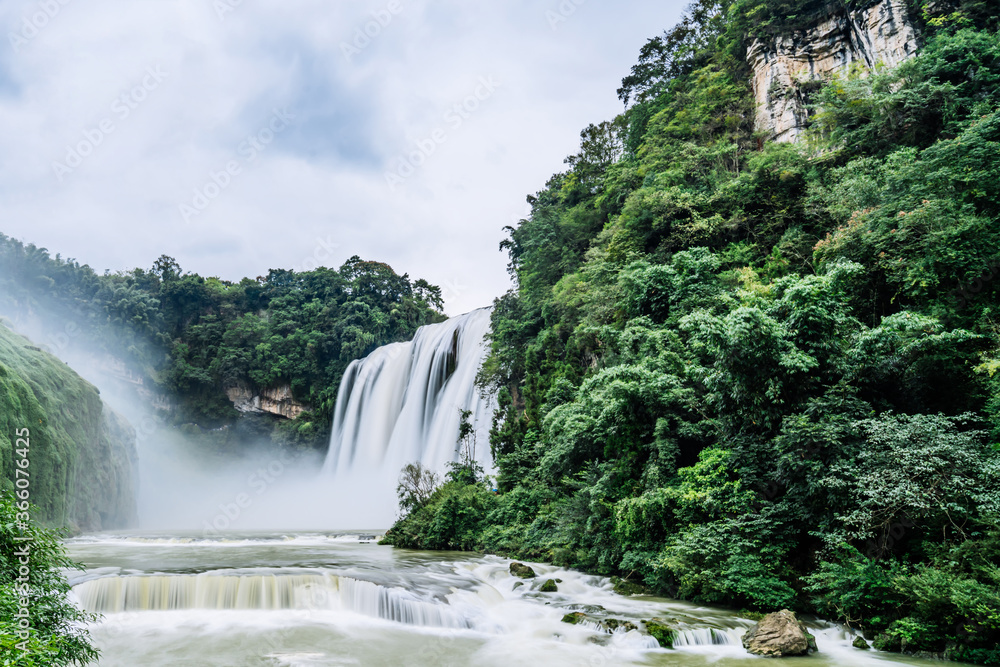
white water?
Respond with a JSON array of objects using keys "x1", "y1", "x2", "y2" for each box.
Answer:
[
  {"x1": 323, "y1": 307, "x2": 495, "y2": 479},
  {"x1": 66, "y1": 533, "x2": 947, "y2": 667}
]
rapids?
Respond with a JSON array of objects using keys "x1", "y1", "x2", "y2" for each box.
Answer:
[{"x1": 66, "y1": 532, "x2": 946, "y2": 667}]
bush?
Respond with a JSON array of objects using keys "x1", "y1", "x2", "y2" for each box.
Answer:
[{"x1": 0, "y1": 493, "x2": 98, "y2": 666}]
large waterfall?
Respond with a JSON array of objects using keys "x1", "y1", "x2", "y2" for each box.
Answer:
[{"x1": 323, "y1": 307, "x2": 495, "y2": 482}]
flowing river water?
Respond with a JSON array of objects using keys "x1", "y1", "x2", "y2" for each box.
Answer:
[{"x1": 66, "y1": 532, "x2": 945, "y2": 667}]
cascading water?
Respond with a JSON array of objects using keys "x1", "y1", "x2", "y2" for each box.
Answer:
[
  {"x1": 66, "y1": 536, "x2": 942, "y2": 667},
  {"x1": 322, "y1": 307, "x2": 495, "y2": 479},
  {"x1": 63, "y1": 309, "x2": 948, "y2": 666}
]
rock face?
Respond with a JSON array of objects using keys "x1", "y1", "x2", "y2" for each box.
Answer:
[
  {"x1": 749, "y1": 0, "x2": 919, "y2": 142},
  {"x1": 69, "y1": 406, "x2": 139, "y2": 532},
  {"x1": 509, "y1": 562, "x2": 536, "y2": 579},
  {"x1": 0, "y1": 323, "x2": 138, "y2": 531},
  {"x1": 742, "y1": 609, "x2": 816, "y2": 657},
  {"x1": 226, "y1": 383, "x2": 309, "y2": 420}
]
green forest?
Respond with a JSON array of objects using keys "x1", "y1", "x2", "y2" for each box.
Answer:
[
  {"x1": 383, "y1": 0, "x2": 1000, "y2": 661},
  {"x1": 0, "y1": 241, "x2": 444, "y2": 447}
]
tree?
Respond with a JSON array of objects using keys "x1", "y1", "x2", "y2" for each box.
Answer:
[
  {"x1": 0, "y1": 493, "x2": 98, "y2": 665},
  {"x1": 447, "y1": 409, "x2": 484, "y2": 486},
  {"x1": 395, "y1": 463, "x2": 439, "y2": 516}
]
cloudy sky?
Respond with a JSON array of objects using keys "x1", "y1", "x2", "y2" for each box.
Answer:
[{"x1": 0, "y1": 0, "x2": 686, "y2": 315}]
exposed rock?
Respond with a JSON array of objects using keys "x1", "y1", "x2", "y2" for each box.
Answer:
[
  {"x1": 749, "y1": 0, "x2": 919, "y2": 142},
  {"x1": 509, "y1": 562, "x2": 536, "y2": 579},
  {"x1": 562, "y1": 612, "x2": 587, "y2": 624},
  {"x1": 225, "y1": 383, "x2": 309, "y2": 420},
  {"x1": 643, "y1": 620, "x2": 676, "y2": 649},
  {"x1": 741, "y1": 609, "x2": 816, "y2": 657},
  {"x1": 853, "y1": 635, "x2": 870, "y2": 649},
  {"x1": 602, "y1": 618, "x2": 638, "y2": 633},
  {"x1": 612, "y1": 576, "x2": 648, "y2": 596},
  {"x1": 539, "y1": 579, "x2": 559, "y2": 593}
]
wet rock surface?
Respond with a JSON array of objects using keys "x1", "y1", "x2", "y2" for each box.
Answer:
[{"x1": 741, "y1": 609, "x2": 816, "y2": 657}]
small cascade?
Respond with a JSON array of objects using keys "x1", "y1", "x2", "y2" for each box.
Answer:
[
  {"x1": 73, "y1": 572, "x2": 471, "y2": 629},
  {"x1": 322, "y1": 308, "x2": 495, "y2": 477},
  {"x1": 672, "y1": 626, "x2": 747, "y2": 647}
]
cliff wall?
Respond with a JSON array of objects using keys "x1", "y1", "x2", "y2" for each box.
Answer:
[
  {"x1": 749, "y1": 0, "x2": 919, "y2": 142},
  {"x1": 0, "y1": 322, "x2": 138, "y2": 531}
]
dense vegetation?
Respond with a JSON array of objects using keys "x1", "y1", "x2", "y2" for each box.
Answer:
[
  {"x1": 0, "y1": 323, "x2": 135, "y2": 531},
  {"x1": 385, "y1": 0, "x2": 1000, "y2": 661},
  {"x1": 0, "y1": 245, "x2": 445, "y2": 448},
  {"x1": 0, "y1": 492, "x2": 99, "y2": 665}
]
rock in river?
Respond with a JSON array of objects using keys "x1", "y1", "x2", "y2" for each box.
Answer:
[
  {"x1": 741, "y1": 609, "x2": 816, "y2": 657},
  {"x1": 509, "y1": 562, "x2": 536, "y2": 579}
]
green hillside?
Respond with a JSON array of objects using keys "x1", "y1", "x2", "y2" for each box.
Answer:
[
  {"x1": 0, "y1": 322, "x2": 136, "y2": 531},
  {"x1": 384, "y1": 1, "x2": 1000, "y2": 661}
]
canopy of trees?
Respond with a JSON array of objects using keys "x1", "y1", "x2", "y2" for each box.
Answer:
[
  {"x1": 0, "y1": 242, "x2": 444, "y2": 447},
  {"x1": 386, "y1": 1, "x2": 1000, "y2": 661}
]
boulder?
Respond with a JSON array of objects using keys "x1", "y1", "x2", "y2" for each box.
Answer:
[
  {"x1": 853, "y1": 636, "x2": 870, "y2": 649},
  {"x1": 539, "y1": 579, "x2": 559, "y2": 593},
  {"x1": 509, "y1": 562, "x2": 536, "y2": 579},
  {"x1": 741, "y1": 609, "x2": 816, "y2": 657},
  {"x1": 643, "y1": 620, "x2": 675, "y2": 648},
  {"x1": 561, "y1": 612, "x2": 587, "y2": 624},
  {"x1": 611, "y1": 576, "x2": 647, "y2": 596},
  {"x1": 602, "y1": 618, "x2": 638, "y2": 633}
]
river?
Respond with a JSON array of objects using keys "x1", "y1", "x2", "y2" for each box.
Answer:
[{"x1": 65, "y1": 531, "x2": 944, "y2": 667}]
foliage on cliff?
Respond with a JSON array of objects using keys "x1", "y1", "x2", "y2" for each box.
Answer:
[
  {"x1": 391, "y1": 3, "x2": 1000, "y2": 661},
  {"x1": 0, "y1": 246, "x2": 445, "y2": 448},
  {"x1": 0, "y1": 323, "x2": 136, "y2": 531},
  {"x1": 0, "y1": 492, "x2": 99, "y2": 665}
]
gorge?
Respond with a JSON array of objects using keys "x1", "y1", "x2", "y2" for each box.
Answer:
[{"x1": 2, "y1": 0, "x2": 999, "y2": 664}]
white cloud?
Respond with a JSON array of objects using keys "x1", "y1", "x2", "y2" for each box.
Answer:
[{"x1": 0, "y1": 0, "x2": 686, "y2": 315}]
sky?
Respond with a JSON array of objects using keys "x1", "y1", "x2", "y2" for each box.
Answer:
[{"x1": 0, "y1": 0, "x2": 687, "y2": 316}]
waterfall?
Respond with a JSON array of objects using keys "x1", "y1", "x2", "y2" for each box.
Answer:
[
  {"x1": 73, "y1": 572, "x2": 472, "y2": 629},
  {"x1": 322, "y1": 308, "x2": 495, "y2": 478},
  {"x1": 672, "y1": 627, "x2": 746, "y2": 646}
]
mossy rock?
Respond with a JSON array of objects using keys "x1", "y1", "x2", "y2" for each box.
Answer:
[
  {"x1": 603, "y1": 618, "x2": 638, "y2": 633},
  {"x1": 562, "y1": 612, "x2": 587, "y2": 624},
  {"x1": 853, "y1": 636, "x2": 870, "y2": 649},
  {"x1": 643, "y1": 620, "x2": 675, "y2": 648},
  {"x1": 539, "y1": 579, "x2": 559, "y2": 593},
  {"x1": 611, "y1": 576, "x2": 647, "y2": 596},
  {"x1": 509, "y1": 562, "x2": 536, "y2": 579}
]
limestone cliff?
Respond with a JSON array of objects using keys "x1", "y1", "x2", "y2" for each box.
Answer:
[
  {"x1": 225, "y1": 383, "x2": 309, "y2": 420},
  {"x1": 749, "y1": 0, "x2": 919, "y2": 142}
]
